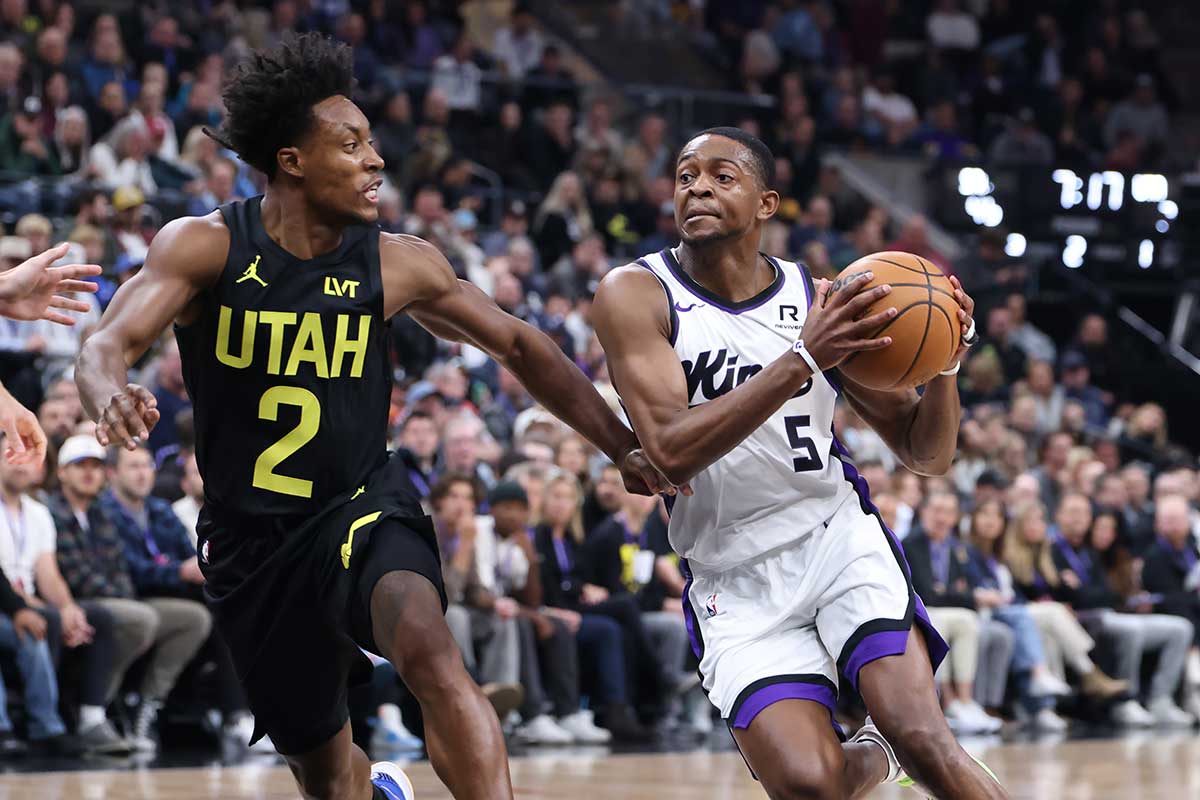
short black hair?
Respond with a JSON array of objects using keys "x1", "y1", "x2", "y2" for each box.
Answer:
[
  {"x1": 207, "y1": 32, "x2": 355, "y2": 179},
  {"x1": 682, "y1": 126, "x2": 775, "y2": 188}
]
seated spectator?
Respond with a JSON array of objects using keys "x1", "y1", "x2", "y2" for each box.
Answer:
[
  {"x1": 100, "y1": 443, "x2": 265, "y2": 751},
  {"x1": 488, "y1": 481, "x2": 610, "y2": 745},
  {"x1": 144, "y1": 338, "x2": 191, "y2": 461},
  {"x1": 532, "y1": 171, "x2": 593, "y2": 272},
  {"x1": 0, "y1": 450, "x2": 128, "y2": 753},
  {"x1": 521, "y1": 46, "x2": 579, "y2": 114},
  {"x1": 0, "y1": 96, "x2": 61, "y2": 175},
  {"x1": 1051, "y1": 492, "x2": 1193, "y2": 727},
  {"x1": 788, "y1": 195, "x2": 849, "y2": 263},
  {"x1": 492, "y1": 4, "x2": 544, "y2": 81},
  {"x1": 987, "y1": 108, "x2": 1054, "y2": 166},
  {"x1": 1058, "y1": 351, "x2": 1109, "y2": 430},
  {"x1": 171, "y1": 448, "x2": 202, "y2": 547},
  {"x1": 0, "y1": 565, "x2": 67, "y2": 754},
  {"x1": 906, "y1": 491, "x2": 1004, "y2": 733},
  {"x1": 1104, "y1": 75, "x2": 1168, "y2": 162},
  {"x1": 966, "y1": 499, "x2": 1073, "y2": 730},
  {"x1": 186, "y1": 156, "x2": 241, "y2": 216},
  {"x1": 91, "y1": 117, "x2": 157, "y2": 197},
  {"x1": 1005, "y1": 294, "x2": 1055, "y2": 365},
  {"x1": 535, "y1": 469, "x2": 654, "y2": 740},
  {"x1": 1003, "y1": 502, "x2": 1128, "y2": 700},
  {"x1": 429, "y1": 473, "x2": 524, "y2": 720},
  {"x1": 916, "y1": 102, "x2": 978, "y2": 162},
  {"x1": 49, "y1": 435, "x2": 210, "y2": 753},
  {"x1": 583, "y1": 476, "x2": 693, "y2": 704},
  {"x1": 1128, "y1": 494, "x2": 1200, "y2": 718}
]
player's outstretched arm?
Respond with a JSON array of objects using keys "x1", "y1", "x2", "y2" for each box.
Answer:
[
  {"x1": 593, "y1": 266, "x2": 895, "y2": 486},
  {"x1": 387, "y1": 234, "x2": 673, "y2": 496},
  {"x1": 76, "y1": 214, "x2": 227, "y2": 450},
  {"x1": 834, "y1": 275, "x2": 974, "y2": 476}
]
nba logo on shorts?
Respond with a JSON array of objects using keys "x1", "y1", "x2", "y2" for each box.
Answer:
[
  {"x1": 201, "y1": 539, "x2": 210, "y2": 564},
  {"x1": 705, "y1": 592, "x2": 719, "y2": 617}
]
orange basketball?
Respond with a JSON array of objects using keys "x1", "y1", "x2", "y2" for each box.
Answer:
[{"x1": 832, "y1": 251, "x2": 960, "y2": 390}]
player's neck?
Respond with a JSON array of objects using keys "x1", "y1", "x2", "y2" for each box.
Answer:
[
  {"x1": 260, "y1": 187, "x2": 345, "y2": 261},
  {"x1": 674, "y1": 239, "x2": 773, "y2": 304}
]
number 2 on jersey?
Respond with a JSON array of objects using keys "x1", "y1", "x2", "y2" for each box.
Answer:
[
  {"x1": 784, "y1": 415, "x2": 823, "y2": 473},
  {"x1": 252, "y1": 386, "x2": 319, "y2": 498}
]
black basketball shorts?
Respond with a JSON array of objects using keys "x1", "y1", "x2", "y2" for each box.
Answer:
[{"x1": 197, "y1": 453, "x2": 446, "y2": 755}]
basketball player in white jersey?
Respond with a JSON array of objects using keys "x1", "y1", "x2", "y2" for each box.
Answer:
[{"x1": 593, "y1": 128, "x2": 1006, "y2": 799}]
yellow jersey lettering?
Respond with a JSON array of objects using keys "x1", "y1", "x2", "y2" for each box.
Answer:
[
  {"x1": 330, "y1": 314, "x2": 371, "y2": 378},
  {"x1": 284, "y1": 312, "x2": 330, "y2": 378},
  {"x1": 341, "y1": 511, "x2": 382, "y2": 569},
  {"x1": 258, "y1": 310, "x2": 297, "y2": 375},
  {"x1": 215, "y1": 305, "x2": 256, "y2": 368},
  {"x1": 324, "y1": 276, "x2": 360, "y2": 298}
]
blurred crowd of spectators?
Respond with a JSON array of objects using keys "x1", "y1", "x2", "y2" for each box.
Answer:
[
  {"x1": 0, "y1": 0, "x2": 1197, "y2": 766},
  {"x1": 691, "y1": 0, "x2": 1177, "y2": 172}
]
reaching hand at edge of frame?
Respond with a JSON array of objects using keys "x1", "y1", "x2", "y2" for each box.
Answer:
[
  {"x1": 0, "y1": 242, "x2": 102, "y2": 326},
  {"x1": 0, "y1": 382, "x2": 47, "y2": 466}
]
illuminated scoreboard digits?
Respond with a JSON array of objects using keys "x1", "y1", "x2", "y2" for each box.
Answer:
[{"x1": 948, "y1": 166, "x2": 1179, "y2": 274}]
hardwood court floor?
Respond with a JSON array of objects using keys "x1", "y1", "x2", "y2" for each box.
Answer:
[{"x1": 2, "y1": 734, "x2": 1199, "y2": 799}]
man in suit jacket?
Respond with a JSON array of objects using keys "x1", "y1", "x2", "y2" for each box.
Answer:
[{"x1": 906, "y1": 492, "x2": 1003, "y2": 733}]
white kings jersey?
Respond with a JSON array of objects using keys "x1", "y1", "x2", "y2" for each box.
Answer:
[{"x1": 634, "y1": 247, "x2": 854, "y2": 571}]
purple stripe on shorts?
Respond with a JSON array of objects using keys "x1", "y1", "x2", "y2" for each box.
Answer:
[
  {"x1": 731, "y1": 681, "x2": 837, "y2": 729},
  {"x1": 844, "y1": 629, "x2": 911, "y2": 691},
  {"x1": 832, "y1": 434, "x2": 950, "y2": 678},
  {"x1": 680, "y1": 559, "x2": 703, "y2": 660}
]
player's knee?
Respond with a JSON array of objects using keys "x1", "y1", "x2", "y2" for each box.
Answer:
[{"x1": 763, "y1": 745, "x2": 846, "y2": 800}]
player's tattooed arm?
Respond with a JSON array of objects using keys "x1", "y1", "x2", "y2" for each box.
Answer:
[
  {"x1": 385, "y1": 234, "x2": 677, "y2": 496},
  {"x1": 76, "y1": 214, "x2": 227, "y2": 448}
]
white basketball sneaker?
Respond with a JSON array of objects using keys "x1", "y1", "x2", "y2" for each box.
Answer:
[
  {"x1": 850, "y1": 716, "x2": 1002, "y2": 796},
  {"x1": 371, "y1": 761, "x2": 415, "y2": 800}
]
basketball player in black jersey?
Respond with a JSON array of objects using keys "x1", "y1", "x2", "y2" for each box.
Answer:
[{"x1": 75, "y1": 33, "x2": 673, "y2": 800}]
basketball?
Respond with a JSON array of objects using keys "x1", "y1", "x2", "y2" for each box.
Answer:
[{"x1": 831, "y1": 251, "x2": 961, "y2": 390}]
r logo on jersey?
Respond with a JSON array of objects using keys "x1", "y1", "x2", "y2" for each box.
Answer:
[{"x1": 705, "y1": 592, "x2": 720, "y2": 617}]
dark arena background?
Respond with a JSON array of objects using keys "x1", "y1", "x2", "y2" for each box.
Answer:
[{"x1": 0, "y1": 1, "x2": 1198, "y2": 798}]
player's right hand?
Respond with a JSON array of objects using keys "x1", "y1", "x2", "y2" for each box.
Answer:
[
  {"x1": 96, "y1": 383, "x2": 160, "y2": 450},
  {"x1": 801, "y1": 273, "x2": 896, "y2": 371}
]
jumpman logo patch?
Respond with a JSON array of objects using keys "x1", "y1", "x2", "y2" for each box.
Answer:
[{"x1": 236, "y1": 255, "x2": 268, "y2": 287}]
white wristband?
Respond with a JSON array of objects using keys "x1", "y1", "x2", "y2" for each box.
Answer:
[
  {"x1": 939, "y1": 362, "x2": 961, "y2": 376},
  {"x1": 792, "y1": 339, "x2": 821, "y2": 375}
]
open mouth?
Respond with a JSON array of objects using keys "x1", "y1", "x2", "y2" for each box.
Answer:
[{"x1": 364, "y1": 180, "x2": 381, "y2": 203}]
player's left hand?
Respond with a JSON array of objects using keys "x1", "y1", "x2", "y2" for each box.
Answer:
[
  {"x1": 618, "y1": 447, "x2": 693, "y2": 498},
  {"x1": 946, "y1": 275, "x2": 977, "y2": 369},
  {"x1": 0, "y1": 243, "x2": 102, "y2": 326}
]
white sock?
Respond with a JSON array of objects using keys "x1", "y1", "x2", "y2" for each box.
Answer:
[
  {"x1": 79, "y1": 705, "x2": 106, "y2": 729},
  {"x1": 378, "y1": 703, "x2": 402, "y2": 729}
]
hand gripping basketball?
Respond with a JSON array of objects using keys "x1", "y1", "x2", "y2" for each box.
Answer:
[{"x1": 800, "y1": 273, "x2": 896, "y2": 371}]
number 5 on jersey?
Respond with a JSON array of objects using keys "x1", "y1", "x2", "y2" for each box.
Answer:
[
  {"x1": 253, "y1": 386, "x2": 320, "y2": 497},
  {"x1": 784, "y1": 415, "x2": 824, "y2": 473}
]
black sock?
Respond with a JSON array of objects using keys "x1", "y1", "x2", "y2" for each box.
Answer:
[{"x1": 372, "y1": 786, "x2": 388, "y2": 800}]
